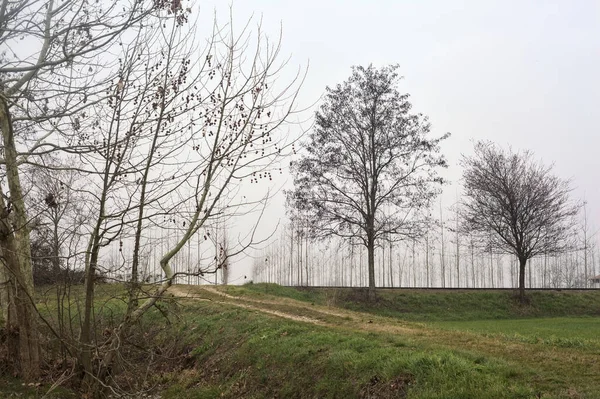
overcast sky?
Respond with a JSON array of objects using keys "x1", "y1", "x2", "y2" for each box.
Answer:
[{"x1": 194, "y1": 0, "x2": 599, "y2": 279}]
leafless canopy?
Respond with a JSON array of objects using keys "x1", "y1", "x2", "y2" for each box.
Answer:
[
  {"x1": 460, "y1": 141, "x2": 579, "y2": 301},
  {"x1": 288, "y1": 65, "x2": 448, "y2": 294},
  {"x1": 461, "y1": 141, "x2": 579, "y2": 259}
]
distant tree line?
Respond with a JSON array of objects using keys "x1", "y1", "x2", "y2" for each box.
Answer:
[{"x1": 253, "y1": 215, "x2": 595, "y2": 291}]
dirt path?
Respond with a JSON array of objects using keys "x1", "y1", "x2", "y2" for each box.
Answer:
[
  {"x1": 169, "y1": 285, "x2": 326, "y2": 325},
  {"x1": 168, "y1": 284, "x2": 600, "y2": 395},
  {"x1": 171, "y1": 284, "x2": 413, "y2": 329}
]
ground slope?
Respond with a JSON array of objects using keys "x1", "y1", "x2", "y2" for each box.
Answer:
[{"x1": 165, "y1": 285, "x2": 600, "y2": 399}]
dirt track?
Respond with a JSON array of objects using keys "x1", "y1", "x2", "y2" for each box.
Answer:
[
  {"x1": 168, "y1": 284, "x2": 417, "y2": 334},
  {"x1": 169, "y1": 285, "x2": 326, "y2": 325}
]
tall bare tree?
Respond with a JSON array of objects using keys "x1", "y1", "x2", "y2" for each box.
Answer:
[
  {"x1": 460, "y1": 141, "x2": 579, "y2": 303},
  {"x1": 288, "y1": 65, "x2": 448, "y2": 299},
  {"x1": 1, "y1": 0, "x2": 304, "y2": 392},
  {"x1": 73, "y1": 12, "x2": 304, "y2": 394},
  {"x1": 0, "y1": 0, "x2": 157, "y2": 380}
]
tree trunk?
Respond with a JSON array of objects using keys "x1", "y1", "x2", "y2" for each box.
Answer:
[
  {"x1": 80, "y1": 197, "x2": 107, "y2": 391},
  {"x1": 0, "y1": 244, "x2": 19, "y2": 375},
  {"x1": 0, "y1": 255, "x2": 10, "y2": 322},
  {"x1": 367, "y1": 233, "x2": 376, "y2": 301},
  {"x1": 305, "y1": 234, "x2": 309, "y2": 287},
  {"x1": 0, "y1": 98, "x2": 40, "y2": 381},
  {"x1": 518, "y1": 257, "x2": 527, "y2": 304},
  {"x1": 80, "y1": 235, "x2": 101, "y2": 388}
]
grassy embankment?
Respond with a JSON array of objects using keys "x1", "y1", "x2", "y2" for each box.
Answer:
[
  {"x1": 160, "y1": 284, "x2": 600, "y2": 398},
  {"x1": 1, "y1": 283, "x2": 599, "y2": 398}
]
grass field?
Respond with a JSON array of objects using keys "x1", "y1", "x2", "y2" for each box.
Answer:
[
  {"x1": 161, "y1": 300, "x2": 535, "y2": 399},
  {"x1": 2, "y1": 283, "x2": 600, "y2": 398},
  {"x1": 229, "y1": 283, "x2": 600, "y2": 320},
  {"x1": 433, "y1": 317, "x2": 600, "y2": 350},
  {"x1": 160, "y1": 284, "x2": 600, "y2": 398}
]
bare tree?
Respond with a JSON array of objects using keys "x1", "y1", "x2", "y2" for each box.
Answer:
[
  {"x1": 73, "y1": 12, "x2": 304, "y2": 395},
  {"x1": 26, "y1": 165, "x2": 86, "y2": 286},
  {"x1": 288, "y1": 65, "x2": 448, "y2": 299},
  {"x1": 460, "y1": 141, "x2": 579, "y2": 303},
  {"x1": 579, "y1": 201, "x2": 597, "y2": 288},
  {"x1": 1, "y1": 0, "x2": 304, "y2": 393},
  {"x1": 0, "y1": 0, "x2": 158, "y2": 380}
]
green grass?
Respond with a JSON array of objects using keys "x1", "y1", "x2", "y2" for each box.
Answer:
[
  {"x1": 154, "y1": 285, "x2": 600, "y2": 398},
  {"x1": 434, "y1": 317, "x2": 600, "y2": 350},
  {"x1": 235, "y1": 283, "x2": 600, "y2": 321},
  {"x1": 210, "y1": 284, "x2": 600, "y2": 397},
  {"x1": 159, "y1": 300, "x2": 538, "y2": 399},
  {"x1": 4, "y1": 283, "x2": 600, "y2": 398}
]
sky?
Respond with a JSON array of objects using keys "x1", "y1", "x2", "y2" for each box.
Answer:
[{"x1": 192, "y1": 0, "x2": 600, "y2": 281}]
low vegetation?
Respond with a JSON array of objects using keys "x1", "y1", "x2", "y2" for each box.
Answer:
[
  {"x1": 160, "y1": 302, "x2": 533, "y2": 399},
  {"x1": 2, "y1": 283, "x2": 599, "y2": 398},
  {"x1": 231, "y1": 283, "x2": 600, "y2": 321}
]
